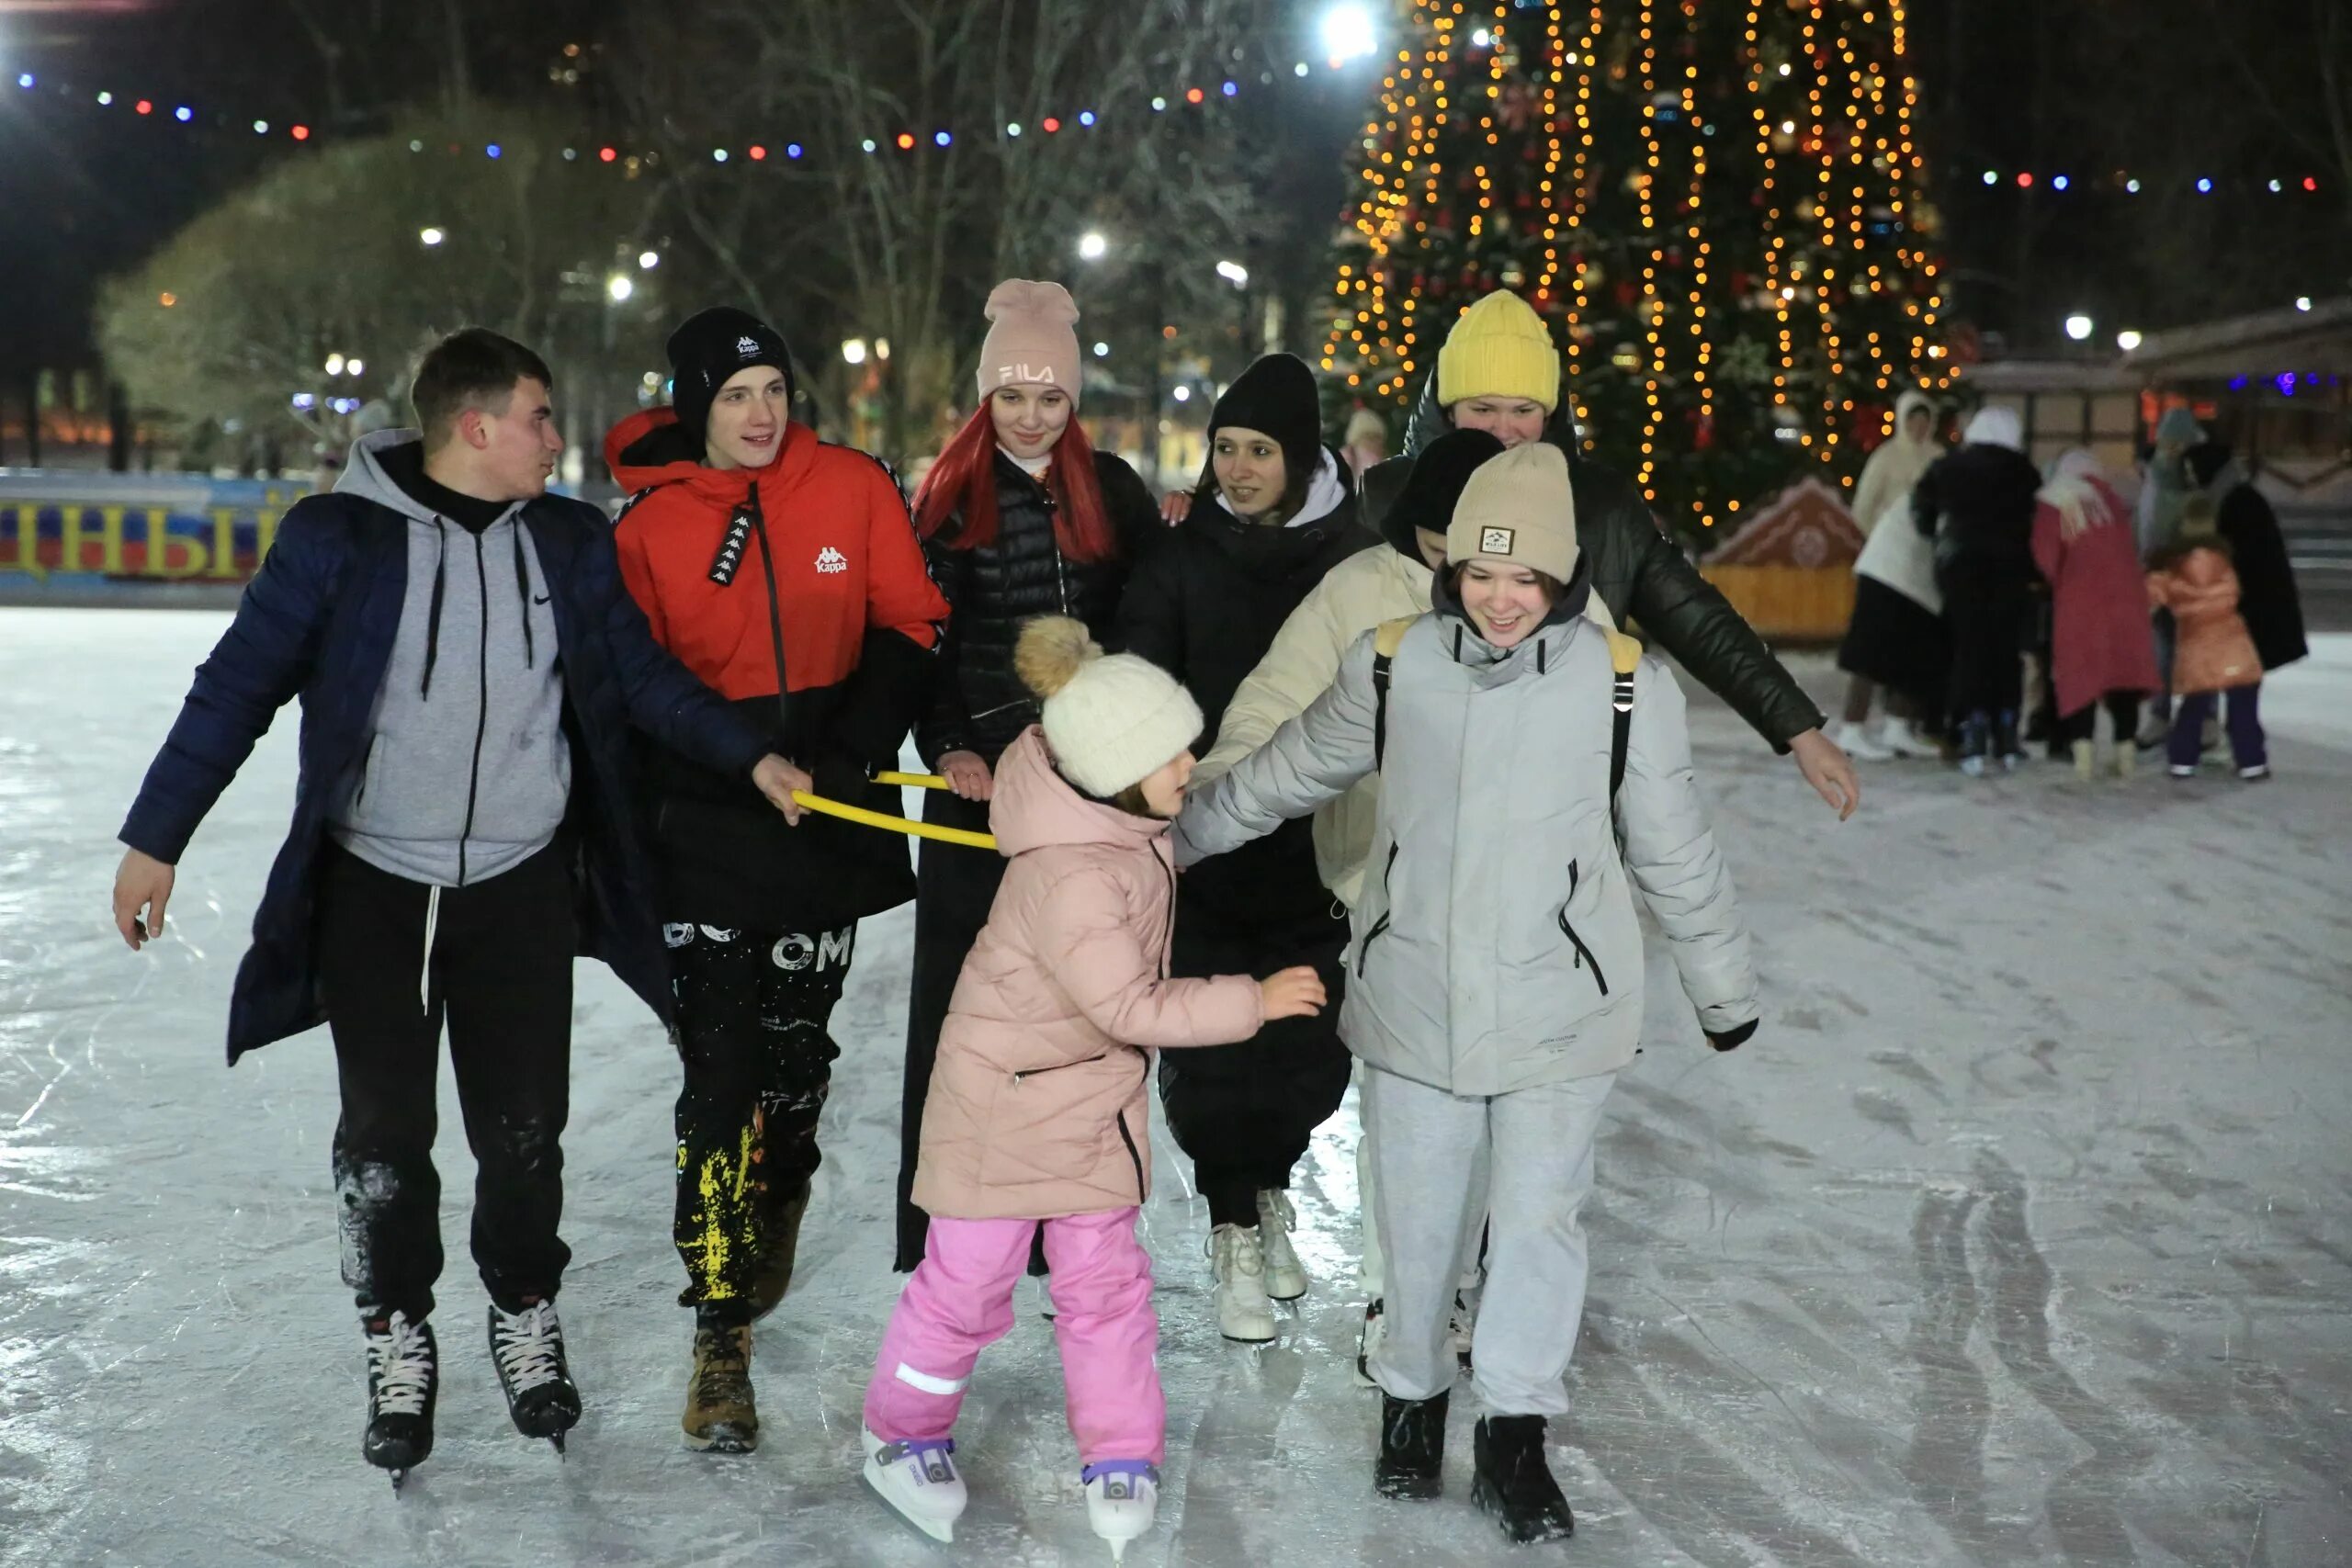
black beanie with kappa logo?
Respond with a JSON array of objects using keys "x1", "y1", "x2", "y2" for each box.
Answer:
[{"x1": 666, "y1": 306, "x2": 796, "y2": 449}]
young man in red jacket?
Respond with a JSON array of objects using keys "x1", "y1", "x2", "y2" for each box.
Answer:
[{"x1": 605, "y1": 307, "x2": 949, "y2": 1454}]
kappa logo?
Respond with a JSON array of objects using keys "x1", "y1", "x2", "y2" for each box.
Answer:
[
  {"x1": 1479, "y1": 526, "x2": 1517, "y2": 555},
  {"x1": 735, "y1": 334, "x2": 762, "y2": 357},
  {"x1": 814, "y1": 546, "x2": 848, "y2": 574}
]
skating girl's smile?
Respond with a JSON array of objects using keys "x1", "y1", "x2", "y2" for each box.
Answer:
[
  {"x1": 1451, "y1": 395, "x2": 1547, "y2": 448},
  {"x1": 1211, "y1": 426, "x2": 1287, "y2": 518},
  {"x1": 989, "y1": 382, "x2": 1072, "y2": 460},
  {"x1": 700, "y1": 366, "x2": 788, "y2": 470},
  {"x1": 1456, "y1": 558, "x2": 1555, "y2": 649}
]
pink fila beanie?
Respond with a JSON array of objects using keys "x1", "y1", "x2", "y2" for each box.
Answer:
[{"x1": 977, "y1": 280, "x2": 1083, "y2": 406}]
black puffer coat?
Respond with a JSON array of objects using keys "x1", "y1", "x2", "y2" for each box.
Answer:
[
  {"x1": 2186, "y1": 443, "x2": 2308, "y2": 672},
  {"x1": 1362, "y1": 372, "x2": 1826, "y2": 750},
  {"x1": 916, "y1": 450, "x2": 1159, "y2": 765},
  {"x1": 1118, "y1": 457, "x2": 1376, "y2": 928},
  {"x1": 1911, "y1": 443, "x2": 2042, "y2": 570}
]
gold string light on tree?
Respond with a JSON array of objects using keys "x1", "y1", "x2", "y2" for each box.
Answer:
[{"x1": 1322, "y1": 0, "x2": 1948, "y2": 544}]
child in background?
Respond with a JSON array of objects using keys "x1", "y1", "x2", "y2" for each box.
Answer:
[
  {"x1": 861, "y1": 616, "x2": 1325, "y2": 1559},
  {"x1": 2147, "y1": 497, "x2": 2268, "y2": 781}
]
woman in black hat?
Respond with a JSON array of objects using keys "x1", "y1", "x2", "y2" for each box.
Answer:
[{"x1": 1117, "y1": 353, "x2": 1370, "y2": 1343}]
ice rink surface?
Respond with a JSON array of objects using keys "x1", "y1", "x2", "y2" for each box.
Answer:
[{"x1": 3, "y1": 607, "x2": 2347, "y2": 1567}]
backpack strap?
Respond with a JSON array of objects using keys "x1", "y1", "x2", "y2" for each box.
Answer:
[
  {"x1": 1371, "y1": 615, "x2": 1416, "y2": 771},
  {"x1": 1605, "y1": 628, "x2": 1641, "y2": 806}
]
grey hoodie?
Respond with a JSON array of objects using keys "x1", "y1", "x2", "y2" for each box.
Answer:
[{"x1": 328, "y1": 430, "x2": 571, "y2": 888}]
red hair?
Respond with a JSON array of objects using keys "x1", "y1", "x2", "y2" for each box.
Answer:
[{"x1": 912, "y1": 404, "x2": 1118, "y2": 563}]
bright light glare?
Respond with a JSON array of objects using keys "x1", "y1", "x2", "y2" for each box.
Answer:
[{"x1": 1320, "y1": 4, "x2": 1378, "y2": 63}]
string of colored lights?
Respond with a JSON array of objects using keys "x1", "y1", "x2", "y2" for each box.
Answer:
[{"x1": 2, "y1": 65, "x2": 1275, "y2": 164}]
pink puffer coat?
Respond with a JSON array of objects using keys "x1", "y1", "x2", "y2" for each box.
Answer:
[{"x1": 911, "y1": 728, "x2": 1263, "y2": 1221}]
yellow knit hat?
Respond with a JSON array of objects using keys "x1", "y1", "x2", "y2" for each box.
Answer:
[{"x1": 1436, "y1": 291, "x2": 1561, "y2": 412}]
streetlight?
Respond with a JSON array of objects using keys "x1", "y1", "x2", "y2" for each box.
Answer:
[
  {"x1": 1320, "y1": 3, "x2": 1378, "y2": 63},
  {"x1": 419, "y1": 227, "x2": 446, "y2": 246},
  {"x1": 2115, "y1": 330, "x2": 2143, "y2": 353},
  {"x1": 2063, "y1": 313, "x2": 2094, "y2": 343},
  {"x1": 324, "y1": 353, "x2": 346, "y2": 376},
  {"x1": 607, "y1": 275, "x2": 635, "y2": 303},
  {"x1": 1216, "y1": 260, "x2": 1250, "y2": 288},
  {"x1": 347, "y1": 358, "x2": 365, "y2": 378},
  {"x1": 1078, "y1": 231, "x2": 1108, "y2": 262},
  {"x1": 638, "y1": 250, "x2": 660, "y2": 271},
  {"x1": 842, "y1": 338, "x2": 869, "y2": 366},
  {"x1": 2296, "y1": 296, "x2": 2314, "y2": 312}
]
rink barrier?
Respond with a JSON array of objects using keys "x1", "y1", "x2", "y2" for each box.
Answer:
[{"x1": 0, "y1": 477, "x2": 309, "y2": 589}]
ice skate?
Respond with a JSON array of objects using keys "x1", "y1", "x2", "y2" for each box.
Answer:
[
  {"x1": 1830, "y1": 720, "x2": 1893, "y2": 761},
  {"x1": 1957, "y1": 713, "x2": 1990, "y2": 777},
  {"x1": 1374, "y1": 1389, "x2": 1447, "y2": 1500},
  {"x1": 1878, "y1": 716, "x2": 1940, "y2": 759},
  {"x1": 862, "y1": 1427, "x2": 966, "y2": 1543},
  {"x1": 487, "y1": 1299, "x2": 580, "y2": 1453},
  {"x1": 1082, "y1": 1460, "x2": 1160, "y2": 1562},
  {"x1": 361, "y1": 1311, "x2": 436, "y2": 1492},
  {"x1": 682, "y1": 1312, "x2": 758, "y2": 1454},
  {"x1": 1208, "y1": 1224, "x2": 1277, "y2": 1343},
  {"x1": 2072, "y1": 739, "x2": 2098, "y2": 782},
  {"x1": 1994, "y1": 709, "x2": 2026, "y2": 771},
  {"x1": 1255, "y1": 1189, "x2": 1308, "y2": 1302},
  {"x1": 1471, "y1": 1416, "x2": 1576, "y2": 1543}
]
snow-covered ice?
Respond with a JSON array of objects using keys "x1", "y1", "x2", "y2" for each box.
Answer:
[{"x1": 4, "y1": 606, "x2": 2348, "y2": 1566}]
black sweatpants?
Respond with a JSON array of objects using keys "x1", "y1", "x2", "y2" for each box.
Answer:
[
  {"x1": 669, "y1": 920, "x2": 852, "y2": 1320},
  {"x1": 1159, "y1": 898, "x2": 1353, "y2": 1229},
  {"x1": 2053, "y1": 691, "x2": 2145, "y2": 747},
  {"x1": 1938, "y1": 555, "x2": 2035, "y2": 725},
  {"x1": 317, "y1": 841, "x2": 575, "y2": 1324}
]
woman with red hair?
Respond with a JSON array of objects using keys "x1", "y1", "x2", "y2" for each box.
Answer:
[{"x1": 894, "y1": 280, "x2": 1161, "y2": 1269}]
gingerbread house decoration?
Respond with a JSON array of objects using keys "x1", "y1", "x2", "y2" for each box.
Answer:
[{"x1": 1697, "y1": 478, "x2": 1866, "y2": 640}]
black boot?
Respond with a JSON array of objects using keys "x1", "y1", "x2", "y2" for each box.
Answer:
[
  {"x1": 361, "y1": 1311, "x2": 437, "y2": 1490},
  {"x1": 1994, "y1": 708, "x2": 2025, "y2": 770},
  {"x1": 1471, "y1": 1416, "x2": 1575, "y2": 1543},
  {"x1": 1374, "y1": 1389, "x2": 1448, "y2": 1499},
  {"x1": 488, "y1": 1299, "x2": 582, "y2": 1450}
]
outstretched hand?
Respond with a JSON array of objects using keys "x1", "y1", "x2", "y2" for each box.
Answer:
[
  {"x1": 1259, "y1": 965, "x2": 1328, "y2": 1021},
  {"x1": 1789, "y1": 728, "x2": 1860, "y2": 821},
  {"x1": 752, "y1": 754, "x2": 813, "y2": 826},
  {"x1": 112, "y1": 847, "x2": 175, "y2": 951}
]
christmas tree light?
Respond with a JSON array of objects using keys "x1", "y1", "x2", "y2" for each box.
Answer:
[{"x1": 1322, "y1": 0, "x2": 1951, "y2": 539}]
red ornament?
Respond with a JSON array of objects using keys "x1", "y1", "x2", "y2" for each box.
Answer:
[{"x1": 1614, "y1": 280, "x2": 1641, "y2": 307}]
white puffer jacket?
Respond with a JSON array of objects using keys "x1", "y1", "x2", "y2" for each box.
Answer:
[{"x1": 1175, "y1": 597, "x2": 1757, "y2": 1095}]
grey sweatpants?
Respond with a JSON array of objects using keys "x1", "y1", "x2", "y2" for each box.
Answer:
[{"x1": 1363, "y1": 1064, "x2": 1616, "y2": 1416}]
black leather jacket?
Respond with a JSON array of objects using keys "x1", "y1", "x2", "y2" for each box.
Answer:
[
  {"x1": 1361, "y1": 374, "x2": 1825, "y2": 750},
  {"x1": 918, "y1": 450, "x2": 1158, "y2": 765}
]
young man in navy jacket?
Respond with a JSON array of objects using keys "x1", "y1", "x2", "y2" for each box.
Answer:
[{"x1": 110, "y1": 328, "x2": 807, "y2": 1486}]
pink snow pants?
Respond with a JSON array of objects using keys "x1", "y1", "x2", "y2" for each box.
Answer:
[{"x1": 864, "y1": 1208, "x2": 1164, "y2": 1466}]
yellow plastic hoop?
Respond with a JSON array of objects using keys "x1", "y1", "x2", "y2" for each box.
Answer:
[{"x1": 790, "y1": 791, "x2": 998, "y2": 851}]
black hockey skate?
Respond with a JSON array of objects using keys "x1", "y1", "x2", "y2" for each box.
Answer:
[
  {"x1": 488, "y1": 1299, "x2": 581, "y2": 1453},
  {"x1": 1470, "y1": 1416, "x2": 1576, "y2": 1543},
  {"x1": 361, "y1": 1311, "x2": 437, "y2": 1493},
  {"x1": 1374, "y1": 1389, "x2": 1447, "y2": 1500}
]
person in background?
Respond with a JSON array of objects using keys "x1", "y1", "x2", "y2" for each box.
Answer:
[
  {"x1": 1342, "y1": 405, "x2": 1391, "y2": 482},
  {"x1": 1913, "y1": 406, "x2": 2042, "y2": 774},
  {"x1": 2148, "y1": 499, "x2": 2271, "y2": 782},
  {"x1": 1833, "y1": 389, "x2": 1948, "y2": 760},
  {"x1": 2133, "y1": 406, "x2": 2207, "y2": 747},
  {"x1": 2030, "y1": 450, "x2": 2160, "y2": 781},
  {"x1": 895, "y1": 280, "x2": 1160, "y2": 1275},
  {"x1": 2185, "y1": 441, "x2": 2308, "y2": 680}
]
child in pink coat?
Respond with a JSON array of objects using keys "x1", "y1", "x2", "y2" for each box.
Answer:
[{"x1": 862, "y1": 616, "x2": 1325, "y2": 1557}]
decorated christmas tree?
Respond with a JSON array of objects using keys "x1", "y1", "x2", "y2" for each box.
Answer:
[{"x1": 1322, "y1": 0, "x2": 1951, "y2": 543}]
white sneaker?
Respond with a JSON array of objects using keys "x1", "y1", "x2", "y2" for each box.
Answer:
[
  {"x1": 1255, "y1": 1190, "x2": 1308, "y2": 1302},
  {"x1": 1832, "y1": 721, "x2": 1894, "y2": 762},
  {"x1": 1878, "y1": 716, "x2": 1940, "y2": 759},
  {"x1": 1082, "y1": 1460, "x2": 1160, "y2": 1561},
  {"x1": 1208, "y1": 1224, "x2": 1277, "y2": 1343},
  {"x1": 862, "y1": 1427, "x2": 967, "y2": 1543}
]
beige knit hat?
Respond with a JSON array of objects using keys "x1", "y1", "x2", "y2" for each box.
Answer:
[
  {"x1": 1445, "y1": 441, "x2": 1578, "y2": 581},
  {"x1": 1015, "y1": 617, "x2": 1203, "y2": 797},
  {"x1": 978, "y1": 280, "x2": 1083, "y2": 406}
]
